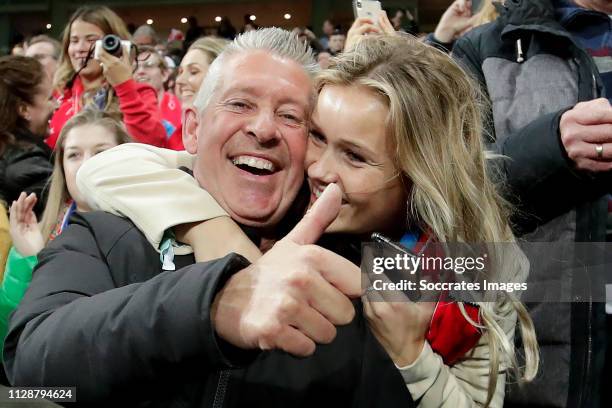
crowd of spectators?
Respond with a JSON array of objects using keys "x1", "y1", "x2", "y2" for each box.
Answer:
[{"x1": 0, "y1": 1, "x2": 611, "y2": 407}]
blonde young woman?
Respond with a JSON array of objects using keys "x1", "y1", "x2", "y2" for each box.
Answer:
[
  {"x1": 78, "y1": 33, "x2": 538, "y2": 406},
  {"x1": 47, "y1": 5, "x2": 166, "y2": 149},
  {"x1": 166, "y1": 36, "x2": 229, "y2": 150},
  {"x1": 175, "y1": 36, "x2": 229, "y2": 106},
  {"x1": 0, "y1": 110, "x2": 130, "y2": 355}
]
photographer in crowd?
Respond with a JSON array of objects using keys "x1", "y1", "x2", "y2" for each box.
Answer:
[{"x1": 47, "y1": 5, "x2": 167, "y2": 149}]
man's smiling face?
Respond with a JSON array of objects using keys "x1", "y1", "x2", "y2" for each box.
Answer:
[{"x1": 183, "y1": 50, "x2": 313, "y2": 228}]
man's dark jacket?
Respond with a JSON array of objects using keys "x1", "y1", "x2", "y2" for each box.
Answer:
[
  {"x1": 3, "y1": 212, "x2": 414, "y2": 408},
  {"x1": 453, "y1": 0, "x2": 611, "y2": 407}
]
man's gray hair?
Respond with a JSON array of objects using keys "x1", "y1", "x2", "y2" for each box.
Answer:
[{"x1": 193, "y1": 27, "x2": 319, "y2": 113}]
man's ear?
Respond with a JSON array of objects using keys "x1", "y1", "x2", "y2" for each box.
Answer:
[{"x1": 182, "y1": 107, "x2": 199, "y2": 154}]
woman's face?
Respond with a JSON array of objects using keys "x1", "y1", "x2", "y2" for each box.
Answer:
[
  {"x1": 62, "y1": 124, "x2": 119, "y2": 211},
  {"x1": 24, "y1": 74, "x2": 55, "y2": 137},
  {"x1": 68, "y1": 19, "x2": 105, "y2": 79},
  {"x1": 306, "y1": 85, "x2": 408, "y2": 237},
  {"x1": 175, "y1": 49, "x2": 210, "y2": 105},
  {"x1": 134, "y1": 52, "x2": 168, "y2": 93}
]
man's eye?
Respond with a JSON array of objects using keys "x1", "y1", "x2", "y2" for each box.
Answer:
[
  {"x1": 229, "y1": 101, "x2": 249, "y2": 109},
  {"x1": 280, "y1": 113, "x2": 302, "y2": 125}
]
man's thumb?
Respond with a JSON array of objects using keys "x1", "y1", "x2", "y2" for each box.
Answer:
[{"x1": 284, "y1": 183, "x2": 342, "y2": 245}]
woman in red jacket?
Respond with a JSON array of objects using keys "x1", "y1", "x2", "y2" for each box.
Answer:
[{"x1": 47, "y1": 5, "x2": 166, "y2": 149}]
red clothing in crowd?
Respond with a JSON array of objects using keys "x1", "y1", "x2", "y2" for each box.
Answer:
[
  {"x1": 412, "y1": 232, "x2": 482, "y2": 365},
  {"x1": 47, "y1": 77, "x2": 167, "y2": 149},
  {"x1": 165, "y1": 124, "x2": 184, "y2": 151},
  {"x1": 159, "y1": 92, "x2": 184, "y2": 151}
]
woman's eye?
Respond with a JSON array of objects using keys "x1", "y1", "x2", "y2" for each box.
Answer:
[
  {"x1": 346, "y1": 150, "x2": 366, "y2": 163},
  {"x1": 309, "y1": 131, "x2": 326, "y2": 144},
  {"x1": 66, "y1": 153, "x2": 80, "y2": 160}
]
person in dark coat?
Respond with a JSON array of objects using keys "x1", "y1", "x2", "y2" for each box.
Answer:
[
  {"x1": 0, "y1": 56, "x2": 54, "y2": 218},
  {"x1": 452, "y1": 0, "x2": 612, "y2": 406}
]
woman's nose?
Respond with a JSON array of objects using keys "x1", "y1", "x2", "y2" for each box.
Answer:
[{"x1": 307, "y1": 148, "x2": 339, "y2": 185}]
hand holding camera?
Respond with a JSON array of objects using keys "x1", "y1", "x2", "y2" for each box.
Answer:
[{"x1": 94, "y1": 35, "x2": 134, "y2": 87}]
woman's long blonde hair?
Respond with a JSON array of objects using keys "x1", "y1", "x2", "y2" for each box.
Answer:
[
  {"x1": 40, "y1": 109, "x2": 131, "y2": 242},
  {"x1": 54, "y1": 6, "x2": 131, "y2": 92},
  {"x1": 318, "y1": 35, "x2": 538, "y2": 406}
]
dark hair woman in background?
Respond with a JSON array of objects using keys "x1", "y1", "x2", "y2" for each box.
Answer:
[{"x1": 0, "y1": 56, "x2": 54, "y2": 218}]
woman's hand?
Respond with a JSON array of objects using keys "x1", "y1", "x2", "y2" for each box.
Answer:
[
  {"x1": 9, "y1": 192, "x2": 44, "y2": 257},
  {"x1": 98, "y1": 47, "x2": 133, "y2": 87},
  {"x1": 363, "y1": 290, "x2": 436, "y2": 367},
  {"x1": 433, "y1": 0, "x2": 476, "y2": 43},
  {"x1": 346, "y1": 11, "x2": 397, "y2": 51}
]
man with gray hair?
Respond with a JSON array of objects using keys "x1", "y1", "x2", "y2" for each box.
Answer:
[{"x1": 4, "y1": 28, "x2": 415, "y2": 407}]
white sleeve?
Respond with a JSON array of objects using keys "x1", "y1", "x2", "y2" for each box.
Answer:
[
  {"x1": 76, "y1": 143, "x2": 228, "y2": 251},
  {"x1": 397, "y1": 310, "x2": 516, "y2": 408}
]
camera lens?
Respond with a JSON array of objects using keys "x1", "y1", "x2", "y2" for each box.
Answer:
[{"x1": 102, "y1": 35, "x2": 122, "y2": 56}]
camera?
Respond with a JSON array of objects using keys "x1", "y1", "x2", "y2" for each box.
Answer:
[{"x1": 94, "y1": 35, "x2": 131, "y2": 59}]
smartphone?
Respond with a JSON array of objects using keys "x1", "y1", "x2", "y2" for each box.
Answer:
[{"x1": 353, "y1": 0, "x2": 382, "y2": 22}]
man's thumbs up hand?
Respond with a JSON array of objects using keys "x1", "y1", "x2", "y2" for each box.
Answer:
[
  {"x1": 284, "y1": 183, "x2": 342, "y2": 245},
  {"x1": 212, "y1": 184, "x2": 362, "y2": 357}
]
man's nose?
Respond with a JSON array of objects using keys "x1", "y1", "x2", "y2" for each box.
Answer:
[{"x1": 245, "y1": 110, "x2": 279, "y2": 145}]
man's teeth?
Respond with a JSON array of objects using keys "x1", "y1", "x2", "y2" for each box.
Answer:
[
  {"x1": 313, "y1": 188, "x2": 324, "y2": 198},
  {"x1": 232, "y1": 156, "x2": 275, "y2": 172}
]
